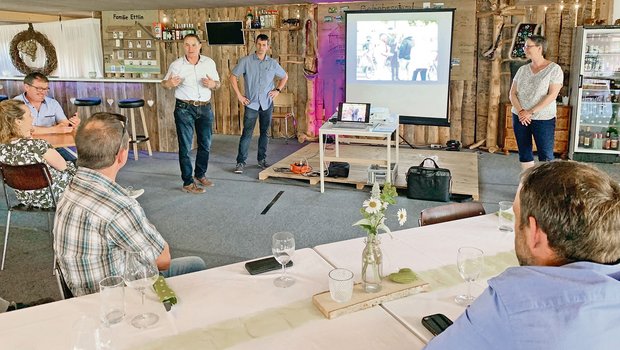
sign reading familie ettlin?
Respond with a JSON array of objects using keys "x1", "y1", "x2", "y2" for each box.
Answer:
[{"x1": 102, "y1": 10, "x2": 158, "y2": 28}]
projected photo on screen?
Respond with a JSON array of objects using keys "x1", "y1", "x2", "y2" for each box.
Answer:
[
  {"x1": 356, "y1": 21, "x2": 438, "y2": 82},
  {"x1": 346, "y1": 10, "x2": 455, "y2": 126}
]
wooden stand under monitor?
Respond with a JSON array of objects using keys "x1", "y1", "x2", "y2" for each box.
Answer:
[{"x1": 502, "y1": 103, "x2": 572, "y2": 159}]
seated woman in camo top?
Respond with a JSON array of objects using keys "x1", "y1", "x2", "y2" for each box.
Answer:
[{"x1": 0, "y1": 100, "x2": 76, "y2": 208}]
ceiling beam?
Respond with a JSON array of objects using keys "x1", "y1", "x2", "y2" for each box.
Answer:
[{"x1": 0, "y1": 10, "x2": 85, "y2": 23}]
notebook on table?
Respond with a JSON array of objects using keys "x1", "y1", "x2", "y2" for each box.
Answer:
[{"x1": 333, "y1": 102, "x2": 371, "y2": 129}]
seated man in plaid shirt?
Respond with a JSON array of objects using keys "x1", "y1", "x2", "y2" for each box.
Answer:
[{"x1": 53, "y1": 112, "x2": 206, "y2": 296}]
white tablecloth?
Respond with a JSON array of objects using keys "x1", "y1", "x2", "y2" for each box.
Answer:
[
  {"x1": 314, "y1": 214, "x2": 518, "y2": 344},
  {"x1": 0, "y1": 248, "x2": 425, "y2": 349}
]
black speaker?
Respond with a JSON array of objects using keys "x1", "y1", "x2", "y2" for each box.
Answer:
[{"x1": 327, "y1": 162, "x2": 350, "y2": 178}]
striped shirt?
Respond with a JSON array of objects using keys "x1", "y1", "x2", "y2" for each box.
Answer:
[{"x1": 53, "y1": 168, "x2": 165, "y2": 296}]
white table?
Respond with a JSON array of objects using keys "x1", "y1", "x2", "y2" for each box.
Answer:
[
  {"x1": 0, "y1": 248, "x2": 425, "y2": 349},
  {"x1": 313, "y1": 214, "x2": 518, "y2": 344},
  {"x1": 318, "y1": 116, "x2": 399, "y2": 193}
]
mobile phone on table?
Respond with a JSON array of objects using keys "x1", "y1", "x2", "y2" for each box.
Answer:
[
  {"x1": 421, "y1": 313, "x2": 453, "y2": 336},
  {"x1": 244, "y1": 256, "x2": 293, "y2": 275}
]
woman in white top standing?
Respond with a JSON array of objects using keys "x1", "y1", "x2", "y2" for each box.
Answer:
[{"x1": 509, "y1": 35, "x2": 564, "y2": 170}]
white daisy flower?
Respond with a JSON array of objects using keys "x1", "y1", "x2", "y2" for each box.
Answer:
[
  {"x1": 397, "y1": 208, "x2": 407, "y2": 226},
  {"x1": 363, "y1": 198, "x2": 382, "y2": 214}
]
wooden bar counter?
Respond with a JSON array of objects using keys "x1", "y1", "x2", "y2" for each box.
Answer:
[{"x1": 0, "y1": 77, "x2": 180, "y2": 152}]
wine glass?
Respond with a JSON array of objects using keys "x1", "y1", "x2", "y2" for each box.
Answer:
[
  {"x1": 272, "y1": 232, "x2": 295, "y2": 288},
  {"x1": 123, "y1": 249, "x2": 160, "y2": 328},
  {"x1": 454, "y1": 247, "x2": 484, "y2": 306}
]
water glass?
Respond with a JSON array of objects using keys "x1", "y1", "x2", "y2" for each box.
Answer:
[
  {"x1": 498, "y1": 201, "x2": 514, "y2": 232},
  {"x1": 328, "y1": 268, "x2": 354, "y2": 303},
  {"x1": 454, "y1": 246, "x2": 484, "y2": 306},
  {"x1": 272, "y1": 232, "x2": 296, "y2": 288},
  {"x1": 99, "y1": 276, "x2": 125, "y2": 326}
]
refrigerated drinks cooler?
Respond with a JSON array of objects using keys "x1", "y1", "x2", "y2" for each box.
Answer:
[{"x1": 569, "y1": 26, "x2": 620, "y2": 162}]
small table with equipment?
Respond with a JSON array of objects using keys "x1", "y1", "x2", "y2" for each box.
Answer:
[{"x1": 318, "y1": 116, "x2": 399, "y2": 193}]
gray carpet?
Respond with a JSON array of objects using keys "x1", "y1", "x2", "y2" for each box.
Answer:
[{"x1": 1, "y1": 134, "x2": 619, "y2": 304}]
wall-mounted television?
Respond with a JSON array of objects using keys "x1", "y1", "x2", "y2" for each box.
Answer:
[{"x1": 205, "y1": 21, "x2": 245, "y2": 45}]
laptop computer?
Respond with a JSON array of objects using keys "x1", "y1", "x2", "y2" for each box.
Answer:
[{"x1": 333, "y1": 102, "x2": 371, "y2": 129}]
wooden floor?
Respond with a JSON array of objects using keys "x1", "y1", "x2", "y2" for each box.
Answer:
[{"x1": 259, "y1": 143, "x2": 479, "y2": 200}]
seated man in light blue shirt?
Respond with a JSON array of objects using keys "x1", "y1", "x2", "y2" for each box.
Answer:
[
  {"x1": 14, "y1": 72, "x2": 80, "y2": 161},
  {"x1": 425, "y1": 161, "x2": 620, "y2": 350}
]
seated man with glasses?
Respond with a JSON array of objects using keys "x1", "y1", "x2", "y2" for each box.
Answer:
[
  {"x1": 53, "y1": 112, "x2": 206, "y2": 296},
  {"x1": 13, "y1": 72, "x2": 81, "y2": 161}
]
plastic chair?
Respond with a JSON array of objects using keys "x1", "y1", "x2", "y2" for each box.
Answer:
[
  {"x1": 0, "y1": 162, "x2": 58, "y2": 273},
  {"x1": 419, "y1": 202, "x2": 486, "y2": 226},
  {"x1": 271, "y1": 92, "x2": 297, "y2": 143}
]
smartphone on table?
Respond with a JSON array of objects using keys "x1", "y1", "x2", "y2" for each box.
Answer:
[
  {"x1": 421, "y1": 313, "x2": 453, "y2": 336},
  {"x1": 244, "y1": 256, "x2": 293, "y2": 275}
]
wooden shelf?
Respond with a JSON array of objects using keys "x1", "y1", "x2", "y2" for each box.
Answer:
[{"x1": 242, "y1": 26, "x2": 301, "y2": 32}]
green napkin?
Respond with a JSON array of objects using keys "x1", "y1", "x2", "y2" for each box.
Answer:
[
  {"x1": 153, "y1": 275, "x2": 178, "y2": 305},
  {"x1": 388, "y1": 268, "x2": 418, "y2": 283}
]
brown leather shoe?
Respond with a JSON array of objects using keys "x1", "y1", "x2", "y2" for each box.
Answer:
[
  {"x1": 182, "y1": 183, "x2": 205, "y2": 194},
  {"x1": 194, "y1": 177, "x2": 214, "y2": 187}
]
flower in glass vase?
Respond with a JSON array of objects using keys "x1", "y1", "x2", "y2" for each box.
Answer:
[
  {"x1": 353, "y1": 182, "x2": 407, "y2": 236},
  {"x1": 353, "y1": 182, "x2": 407, "y2": 293}
]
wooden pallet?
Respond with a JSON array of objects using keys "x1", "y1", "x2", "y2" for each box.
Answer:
[{"x1": 259, "y1": 143, "x2": 480, "y2": 199}]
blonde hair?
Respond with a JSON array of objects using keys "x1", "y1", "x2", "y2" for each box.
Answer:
[{"x1": 0, "y1": 100, "x2": 27, "y2": 144}]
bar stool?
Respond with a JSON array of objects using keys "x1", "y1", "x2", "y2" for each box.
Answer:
[
  {"x1": 0, "y1": 95, "x2": 8, "y2": 102},
  {"x1": 118, "y1": 98, "x2": 152, "y2": 160},
  {"x1": 73, "y1": 97, "x2": 101, "y2": 119}
]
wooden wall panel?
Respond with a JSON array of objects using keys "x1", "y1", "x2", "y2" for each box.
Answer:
[
  {"x1": 0, "y1": 79, "x2": 162, "y2": 151},
  {"x1": 156, "y1": 4, "x2": 311, "y2": 144}
]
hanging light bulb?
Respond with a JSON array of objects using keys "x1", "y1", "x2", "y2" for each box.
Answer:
[
  {"x1": 162, "y1": 13, "x2": 169, "y2": 24},
  {"x1": 543, "y1": 5, "x2": 548, "y2": 12},
  {"x1": 560, "y1": 1, "x2": 565, "y2": 11}
]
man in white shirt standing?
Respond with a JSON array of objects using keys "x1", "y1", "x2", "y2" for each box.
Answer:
[{"x1": 161, "y1": 34, "x2": 221, "y2": 194}]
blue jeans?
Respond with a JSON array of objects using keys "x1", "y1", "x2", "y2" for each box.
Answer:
[
  {"x1": 512, "y1": 114, "x2": 555, "y2": 162},
  {"x1": 412, "y1": 68, "x2": 427, "y2": 81},
  {"x1": 161, "y1": 256, "x2": 206, "y2": 278},
  {"x1": 174, "y1": 100, "x2": 214, "y2": 186},
  {"x1": 236, "y1": 105, "x2": 273, "y2": 164}
]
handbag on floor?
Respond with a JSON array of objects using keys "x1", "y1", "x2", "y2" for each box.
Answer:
[{"x1": 406, "y1": 158, "x2": 451, "y2": 202}]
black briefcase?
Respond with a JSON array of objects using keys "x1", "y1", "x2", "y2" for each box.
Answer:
[
  {"x1": 406, "y1": 158, "x2": 451, "y2": 202},
  {"x1": 327, "y1": 162, "x2": 350, "y2": 178}
]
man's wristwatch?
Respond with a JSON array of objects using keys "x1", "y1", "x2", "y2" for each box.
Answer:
[{"x1": 275, "y1": 88, "x2": 281, "y2": 92}]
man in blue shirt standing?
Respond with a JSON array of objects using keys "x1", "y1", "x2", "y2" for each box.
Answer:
[
  {"x1": 424, "y1": 161, "x2": 620, "y2": 350},
  {"x1": 14, "y1": 72, "x2": 80, "y2": 161},
  {"x1": 230, "y1": 34, "x2": 288, "y2": 174}
]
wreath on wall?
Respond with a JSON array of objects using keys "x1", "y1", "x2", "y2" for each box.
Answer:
[{"x1": 9, "y1": 23, "x2": 58, "y2": 76}]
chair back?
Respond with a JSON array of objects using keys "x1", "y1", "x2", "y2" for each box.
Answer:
[
  {"x1": 55, "y1": 263, "x2": 74, "y2": 300},
  {"x1": 0, "y1": 162, "x2": 54, "y2": 191},
  {"x1": 419, "y1": 202, "x2": 486, "y2": 226},
  {"x1": 273, "y1": 92, "x2": 294, "y2": 109}
]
